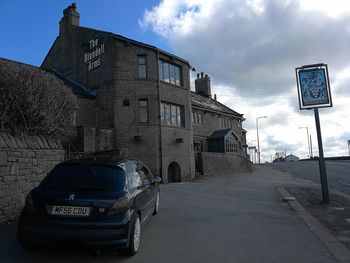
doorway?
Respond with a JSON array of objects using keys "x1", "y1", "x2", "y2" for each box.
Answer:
[{"x1": 168, "y1": 162, "x2": 181, "y2": 183}]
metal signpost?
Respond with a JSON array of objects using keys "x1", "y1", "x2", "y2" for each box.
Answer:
[{"x1": 295, "y1": 63, "x2": 332, "y2": 203}]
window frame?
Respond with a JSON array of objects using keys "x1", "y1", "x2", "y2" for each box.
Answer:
[
  {"x1": 160, "y1": 101, "x2": 185, "y2": 128},
  {"x1": 138, "y1": 55, "x2": 147, "y2": 79},
  {"x1": 139, "y1": 99, "x2": 149, "y2": 124},
  {"x1": 159, "y1": 60, "x2": 182, "y2": 86}
]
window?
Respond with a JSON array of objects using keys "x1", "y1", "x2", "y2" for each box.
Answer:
[
  {"x1": 139, "y1": 99, "x2": 149, "y2": 124},
  {"x1": 72, "y1": 111, "x2": 77, "y2": 126},
  {"x1": 160, "y1": 102, "x2": 185, "y2": 127},
  {"x1": 221, "y1": 117, "x2": 233, "y2": 128},
  {"x1": 225, "y1": 139, "x2": 239, "y2": 153},
  {"x1": 138, "y1": 55, "x2": 147, "y2": 79},
  {"x1": 123, "y1": 99, "x2": 130, "y2": 107},
  {"x1": 137, "y1": 163, "x2": 154, "y2": 182},
  {"x1": 40, "y1": 164, "x2": 126, "y2": 192},
  {"x1": 192, "y1": 111, "x2": 204, "y2": 125},
  {"x1": 126, "y1": 161, "x2": 142, "y2": 189},
  {"x1": 194, "y1": 140, "x2": 203, "y2": 152},
  {"x1": 159, "y1": 60, "x2": 181, "y2": 86}
]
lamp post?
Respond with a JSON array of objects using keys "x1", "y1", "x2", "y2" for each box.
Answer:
[
  {"x1": 256, "y1": 116, "x2": 268, "y2": 164},
  {"x1": 250, "y1": 140, "x2": 256, "y2": 163},
  {"x1": 299, "y1": 127, "x2": 311, "y2": 158}
]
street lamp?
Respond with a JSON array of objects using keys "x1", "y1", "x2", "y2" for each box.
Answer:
[
  {"x1": 250, "y1": 140, "x2": 256, "y2": 163},
  {"x1": 256, "y1": 116, "x2": 268, "y2": 164},
  {"x1": 299, "y1": 127, "x2": 311, "y2": 158}
]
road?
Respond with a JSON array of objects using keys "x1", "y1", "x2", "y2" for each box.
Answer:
[
  {"x1": 0, "y1": 167, "x2": 337, "y2": 263},
  {"x1": 268, "y1": 160, "x2": 350, "y2": 195}
]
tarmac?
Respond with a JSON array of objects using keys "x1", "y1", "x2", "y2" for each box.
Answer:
[
  {"x1": 264, "y1": 165, "x2": 350, "y2": 263},
  {"x1": 0, "y1": 165, "x2": 349, "y2": 262}
]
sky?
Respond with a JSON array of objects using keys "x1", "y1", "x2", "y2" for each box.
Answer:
[{"x1": 1, "y1": 0, "x2": 350, "y2": 161}]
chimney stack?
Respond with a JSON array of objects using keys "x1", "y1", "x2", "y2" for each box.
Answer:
[
  {"x1": 195, "y1": 72, "x2": 211, "y2": 98},
  {"x1": 59, "y1": 3, "x2": 80, "y2": 35}
]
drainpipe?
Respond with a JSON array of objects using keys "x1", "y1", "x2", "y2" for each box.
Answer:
[{"x1": 156, "y1": 50, "x2": 163, "y2": 179}]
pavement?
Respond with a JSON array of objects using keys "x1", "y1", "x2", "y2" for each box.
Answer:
[{"x1": 0, "y1": 165, "x2": 349, "y2": 262}]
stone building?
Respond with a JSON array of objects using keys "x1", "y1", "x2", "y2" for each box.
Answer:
[
  {"x1": 41, "y1": 4, "x2": 249, "y2": 182},
  {"x1": 191, "y1": 73, "x2": 247, "y2": 175}
]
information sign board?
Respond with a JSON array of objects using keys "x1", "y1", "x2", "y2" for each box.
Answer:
[{"x1": 295, "y1": 64, "x2": 332, "y2": 110}]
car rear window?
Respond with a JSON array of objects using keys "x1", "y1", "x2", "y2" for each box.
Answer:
[{"x1": 39, "y1": 164, "x2": 125, "y2": 193}]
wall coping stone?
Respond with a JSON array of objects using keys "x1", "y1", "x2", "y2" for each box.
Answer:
[
  {"x1": 35, "y1": 136, "x2": 45, "y2": 149},
  {"x1": 0, "y1": 132, "x2": 62, "y2": 150},
  {"x1": 7, "y1": 134, "x2": 19, "y2": 148},
  {"x1": 1, "y1": 133, "x2": 13, "y2": 148},
  {"x1": 0, "y1": 135, "x2": 7, "y2": 148},
  {"x1": 39, "y1": 136, "x2": 50, "y2": 148}
]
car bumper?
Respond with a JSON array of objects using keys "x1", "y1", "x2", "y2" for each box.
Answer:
[{"x1": 17, "y1": 211, "x2": 133, "y2": 248}]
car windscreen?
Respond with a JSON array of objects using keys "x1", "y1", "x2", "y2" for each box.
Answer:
[{"x1": 39, "y1": 164, "x2": 125, "y2": 193}]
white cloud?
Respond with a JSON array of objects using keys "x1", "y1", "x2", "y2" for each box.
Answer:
[
  {"x1": 141, "y1": 0, "x2": 350, "y2": 161},
  {"x1": 299, "y1": 0, "x2": 350, "y2": 19}
]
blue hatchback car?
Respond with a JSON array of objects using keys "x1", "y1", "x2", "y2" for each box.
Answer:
[{"x1": 17, "y1": 157, "x2": 161, "y2": 256}]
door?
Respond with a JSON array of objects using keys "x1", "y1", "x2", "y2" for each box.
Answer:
[
  {"x1": 137, "y1": 163, "x2": 155, "y2": 221},
  {"x1": 168, "y1": 162, "x2": 181, "y2": 183}
]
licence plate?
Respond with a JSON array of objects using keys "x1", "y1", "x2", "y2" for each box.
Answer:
[{"x1": 51, "y1": 206, "x2": 90, "y2": 217}]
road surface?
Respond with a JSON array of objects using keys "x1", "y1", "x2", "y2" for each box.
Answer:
[{"x1": 269, "y1": 160, "x2": 350, "y2": 195}]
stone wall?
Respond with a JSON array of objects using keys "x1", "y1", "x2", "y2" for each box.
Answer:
[
  {"x1": 0, "y1": 132, "x2": 64, "y2": 228},
  {"x1": 200, "y1": 152, "x2": 252, "y2": 176}
]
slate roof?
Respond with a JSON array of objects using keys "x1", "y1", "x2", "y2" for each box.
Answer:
[
  {"x1": 191, "y1": 92, "x2": 243, "y2": 118},
  {"x1": 77, "y1": 26, "x2": 191, "y2": 66},
  {"x1": 50, "y1": 69, "x2": 96, "y2": 99},
  {"x1": 208, "y1": 129, "x2": 232, "y2": 140}
]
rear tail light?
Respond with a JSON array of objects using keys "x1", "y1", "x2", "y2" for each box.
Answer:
[
  {"x1": 24, "y1": 192, "x2": 36, "y2": 212},
  {"x1": 108, "y1": 196, "x2": 132, "y2": 215}
]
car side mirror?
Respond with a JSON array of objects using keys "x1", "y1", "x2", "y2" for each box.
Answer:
[
  {"x1": 153, "y1": 176, "x2": 162, "y2": 184},
  {"x1": 142, "y1": 178, "x2": 150, "y2": 188}
]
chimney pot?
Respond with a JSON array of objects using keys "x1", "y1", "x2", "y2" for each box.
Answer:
[
  {"x1": 195, "y1": 72, "x2": 211, "y2": 98},
  {"x1": 60, "y1": 3, "x2": 80, "y2": 35}
]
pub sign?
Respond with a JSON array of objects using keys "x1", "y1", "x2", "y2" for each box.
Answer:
[{"x1": 295, "y1": 63, "x2": 332, "y2": 110}]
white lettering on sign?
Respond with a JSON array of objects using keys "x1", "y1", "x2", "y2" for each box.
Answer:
[{"x1": 84, "y1": 38, "x2": 105, "y2": 71}]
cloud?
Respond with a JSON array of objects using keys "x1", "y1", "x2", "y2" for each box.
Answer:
[
  {"x1": 141, "y1": 0, "x2": 350, "y2": 159},
  {"x1": 141, "y1": 0, "x2": 350, "y2": 94}
]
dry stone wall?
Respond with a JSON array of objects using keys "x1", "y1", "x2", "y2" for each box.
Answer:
[{"x1": 0, "y1": 132, "x2": 64, "y2": 228}]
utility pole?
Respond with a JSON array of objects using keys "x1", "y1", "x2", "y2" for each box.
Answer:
[
  {"x1": 256, "y1": 116, "x2": 268, "y2": 164},
  {"x1": 299, "y1": 127, "x2": 311, "y2": 158},
  {"x1": 310, "y1": 134, "x2": 313, "y2": 158}
]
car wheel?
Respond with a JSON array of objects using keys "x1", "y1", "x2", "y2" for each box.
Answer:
[
  {"x1": 122, "y1": 215, "x2": 141, "y2": 256},
  {"x1": 153, "y1": 190, "x2": 160, "y2": 215}
]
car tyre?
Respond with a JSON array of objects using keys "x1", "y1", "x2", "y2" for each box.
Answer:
[
  {"x1": 153, "y1": 190, "x2": 160, "y2": 215},
  {"x1": 122, "y1": 215, "x2": 141, "y2": 256}
]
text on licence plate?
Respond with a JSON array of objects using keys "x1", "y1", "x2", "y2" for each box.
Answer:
[{"x1": 51, "y1": 206, "x2": 90, "y2": 216}]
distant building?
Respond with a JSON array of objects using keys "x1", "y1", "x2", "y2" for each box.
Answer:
[
  {"x1": 284, "y1": 154, "x2": 300, "y2": 162},
  {"x1": 274, "y1": 154, "x2": 299, "y2": 162},
  {"x1": 40, "y1": 4, "x2": 250, "y2": 182}
]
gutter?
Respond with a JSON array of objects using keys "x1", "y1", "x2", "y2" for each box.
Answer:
[{"x1": 156, "y1": 50, "x2": 163, "y2": 179}]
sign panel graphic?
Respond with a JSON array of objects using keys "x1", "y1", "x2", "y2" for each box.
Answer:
[{"x1": 295, "y1": 64, "x2": 332, "y2": 110}]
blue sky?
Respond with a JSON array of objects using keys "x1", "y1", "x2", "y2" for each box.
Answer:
[
  {"x1": 2, "y1": 0, "x2": 350, "y2": 160},
  {"x1": 0, "y1": 0, "x2": 169, "y2": 66}
]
